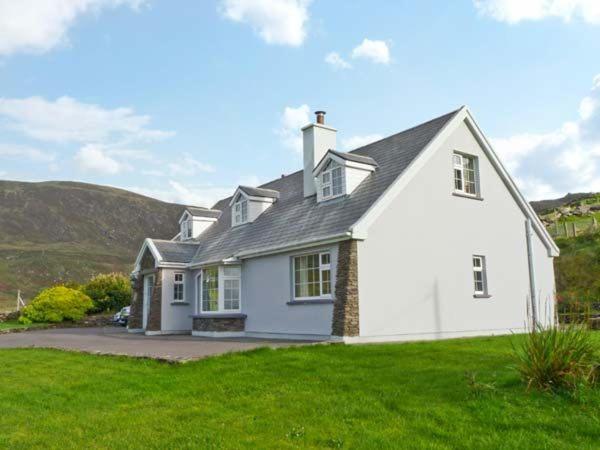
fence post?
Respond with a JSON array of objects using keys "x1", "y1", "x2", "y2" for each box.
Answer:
[
  {"x1": 572, "y1": 222, "x2": 577, "y2": 237},
  {"x1": 564, "y1": 222, "x2": 568, "y2": 237}
]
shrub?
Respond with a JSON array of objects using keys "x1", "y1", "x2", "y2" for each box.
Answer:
[
  {"x1": 514, "y1": 325, "x2": 599, "y2": 392},
  {"x1": 83, "y1": 273, "x2": 132, "y2": 313},
  {"x1": 19, "y1": 286, "x2": 93, "y2": 323}
]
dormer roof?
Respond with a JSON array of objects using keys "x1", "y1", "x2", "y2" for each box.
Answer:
[
  {"x1": 178, "y1": 206, "x2": 222, "y2": 224},
  {"x1": 313, "y1": 149, "x2": 378, "y2": 175},
  {"x1": 228, "y1": 185, "x2": 279, "y2": 207}
]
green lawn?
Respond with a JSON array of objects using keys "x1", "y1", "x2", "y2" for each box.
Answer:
[
  {"x1": 0, "y1": 335, "x2": 599, "y2": 449},
  {"x1": 0, "y1": 320, "x2": 49, "y2": 331}
]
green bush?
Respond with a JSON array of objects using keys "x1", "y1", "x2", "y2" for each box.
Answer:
[
  {"x1": 83, "y1": 273, "x2": 132, "y2": 313},
  {"x1": 514, "y1": 325, "x2": 599, "y2": 392},
  {"x1": 19, "y1": 286, "x2": 93, "y2": 324}
]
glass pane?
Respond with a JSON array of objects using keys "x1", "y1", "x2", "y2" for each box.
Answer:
[
  {"x1": 294, "y1": 254, "x2": 322, "y2": 298},
  {"x1": 473, "y1": 257, "x2": 481, "y2": 268},
  {"x1": 321, "y1": 253, "x2": 330, "y2": 265},
  {"x1": 453, "y1": 154, "x2": 462, "y2": 166},
  {"x1": 322, "y1": 269, "x2": 331, "y2": 295},
  {"x1": 322, "y1": 186, "x2": 331, "y2": 198},
  {"x1": 223, "y1": 266, "x2": 241, "y2": 277},
  {"x1": 322, "y1": 172, "x2": 330, "y2": 183},
  {"x1": 202, "y1": 267, "x2": 219, "y2": 311}
]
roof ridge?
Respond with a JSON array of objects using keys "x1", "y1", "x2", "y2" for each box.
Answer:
[
  {"x1": 348, "y1": 107, "x2": 462, "y2": 155},
  {"x1": 151, "y1": 238, "x2": 199, "y2": 245}
]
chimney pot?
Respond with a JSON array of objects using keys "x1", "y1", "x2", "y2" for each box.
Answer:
[{"x1": 315, "y1": 110, "x2": 326, "y2": 125}]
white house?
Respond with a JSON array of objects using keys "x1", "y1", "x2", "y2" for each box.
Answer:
[{"x1": 129, "y1": 107, "x2": 558, "y2": 343}]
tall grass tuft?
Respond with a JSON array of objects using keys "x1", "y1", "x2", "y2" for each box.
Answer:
[{"x1": 514, "y1": 325, "x2": 599, "y2": 392}]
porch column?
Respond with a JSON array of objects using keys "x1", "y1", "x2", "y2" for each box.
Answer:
[
  {"x1": 147, "y1": 269, "x2": 163, "y2": 332},
  {"x1": 331, "y1": 240, "x2": 360, "y2": 337}
]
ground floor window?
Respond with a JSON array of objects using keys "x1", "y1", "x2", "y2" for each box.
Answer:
[
  {"x1": 472, "y1": 255, "x2": 488, "y2": 295},
  {"x1": 293, "y1": 252, "x2": 331, "y2": 299},
  {"x1": 173, "y1": 272, "x2": 184, "y2": 301},
  {"x1": 200, "y1": 266, "x2": 241, "y2": 313}
]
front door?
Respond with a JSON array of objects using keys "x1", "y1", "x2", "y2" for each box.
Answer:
[{"x1": 143, "y1": 274, "x2": 155, "y2": 330}]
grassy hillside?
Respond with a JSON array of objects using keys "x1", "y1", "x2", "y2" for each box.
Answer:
[{"x1": 0, "y1": 181, "x2": 185, "y2": 311}]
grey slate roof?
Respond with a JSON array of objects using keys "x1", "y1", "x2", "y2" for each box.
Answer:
[
  {"x1": 325, "y1": 149, "x2": 378, "y2": 167},
  {"x1": 185, "y1": 206, "x2": 222, "y2": 219},
  {"x1": 152, "y1": 240, "x2": 199, "y2": 263},
  {"x1": 238, "y1": 185, "x2": 280, "y2": 199},
  {"x1": 157, "y1": 108, "x2": 459, "y2": 265}
]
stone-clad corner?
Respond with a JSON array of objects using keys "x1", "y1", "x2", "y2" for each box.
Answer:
[
  {"x1": 128, "y1": 274, "x2": 144, "y2": 330},
  {"x1": 146, "y1": 269, "x2": 163, "y2": 332},
  {"x1": 332, "y1": 240, "x2": 359, "y2": 337}
]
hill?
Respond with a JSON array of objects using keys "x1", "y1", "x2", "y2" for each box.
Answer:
[
  {"x1": 529, "y1": 192, "x2": 598, "y2": 214},
  {"x1": 0, "y1": 180, "x2": 185, "y2": 311}
]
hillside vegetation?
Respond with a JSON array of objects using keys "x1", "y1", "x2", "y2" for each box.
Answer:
[{"x1": 0, "y1": 181, "x2": 184, "y2": 311}]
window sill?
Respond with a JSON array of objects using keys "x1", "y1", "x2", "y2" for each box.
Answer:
[
  {"x1": 191, "y1": 313, "x2": 247, "y2": 319},
  {"x1": 287, "y1": 299, "x2": 334, "y2": 305},
  {"x1": 452, "y1": 192, "x2": 483, "y2": 201},
  {"x1": 170, "y1": 301, "x2": 190, "y2": 306},
  {"x1": 473, "y1": 294, "x2": 492, "y2": 299}
]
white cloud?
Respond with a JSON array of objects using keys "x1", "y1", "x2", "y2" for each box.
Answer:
[
  {"x1": 277, "y1": 104, "x2": 310, "y2": 153},
  {"x1": 219, "y1": 0, "x2": 310, "y2": 46},
  {"x1": 474, "y1": 0, "x2": 600, "y2": 24},
  {"x1": 492, "y1": 73, "x2": 600, "y2": 200},
  {"x1": 342, "y1": 134, "x2": 383, "y2": 150},
  {"x1": 74, "y1": 144, "x2": 124, "y2": 175},
  {"x1": 128, "y1": 181, "x2": 234, "y2": 208},
  {"x1": 0, "y1": 96, "x2": 172, "y2": 144},
  {"x1": 351, "y1": 39, "x2": 391, "y2": 65},
  {"x1": 0, "y1": 0, "x2": 146, "y2": 56},
  {"x1": 579, "y1": 96, "x2": 596, "y2": 120},
  {"x1": 325, "y1": 52, "x2": 351, "y2": 70},
  {"x1": 168, "y1": 154, "x2": 216, "y2": 176},
  {"x1": 0, "y1": 143, "x2": 56, "y2": 162}
]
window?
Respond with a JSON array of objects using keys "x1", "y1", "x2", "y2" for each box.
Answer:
[
  {"x1": 201, "y1": 267, "x2": 219, "y2": 312},
  {"x1": 200, "y1": 266, "x2": 241, "y2": 312},
  {"x1": 321, "y1": 161, "x2": 344, "y2": 200},
  {"x1": 181, "y1": 221, "x2": 192, "y2": 240},
  {"x1": 223, "y1": 266, "x2": 241, "y2": 311},
  {"x1": 293, "y1": 252, "x2": 331, "y2": 299},
  {"x1": 173, "y1": 273, "x2": 184, "y2": 301},
  {"x1": 472, "y1": 256, "x2": 488, "y2": 295},
  {"x1": 233, "y1": 197, "x2": 248, "y2": 226},
  {"x1": 453, "y1": 153, "x2": 478, "y2": 196}
]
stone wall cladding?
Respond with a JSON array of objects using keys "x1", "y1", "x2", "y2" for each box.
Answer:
[
  {"x1": 147, "y1": 269, "x2": 163, "y2": 332},
  {"x1": 193, "y1": 316, "x2": 246, "y2": 332},
  {"x1": 128, "y1": 275, "x2": 144, "y2": 329},
  {"x1": 332, "y1": 240, "x2": 360, "y2": 337}
]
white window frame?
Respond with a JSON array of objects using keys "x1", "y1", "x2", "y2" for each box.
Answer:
[
  {"x1": 233, "y1": 197, "x2": 248, "y2": 226},
  {"x1": 199, "y1": 265, "x2": 242, "y2": 313},
  {"x1": 292, "y1": 251, "x2": 332, "y2": 301},
  {"x1": 472, "y1": 255, "x2": 488, "y2": 296},
  {"x1": 453, "y1": 152, "x2": 479, "y2": 197},
  {"x1": 321, "y1": 161, "x2": 345, "y2": 201},
  {"x1": 173, "y1": 272, "x2": 185, "y2": 302}
]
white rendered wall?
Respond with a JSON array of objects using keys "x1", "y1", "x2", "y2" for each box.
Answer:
[
  {"x1": 160, "y1": 268, "x2": 193, "y2": 332},
  {"x1": 356, "y1": 119, "x2": 556, "y2": 341}
]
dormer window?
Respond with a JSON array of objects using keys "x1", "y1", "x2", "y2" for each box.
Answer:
[
  {"x1": 233, "y1": 197, "x2": 248, "y2": 226},
  {"x1": 177, "y1": 207, "x2": 221, "y2": 241},
  {"x1": 313, "y1": 150, "x2": 377, "y2": 203},
  {"x1": 321, "y1": 160, "x2": 344, "y2": 200}
]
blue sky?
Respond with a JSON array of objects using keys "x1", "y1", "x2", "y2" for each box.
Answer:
[{"x1": 1, "y1": 0, "x2": 600, "y2": 205}]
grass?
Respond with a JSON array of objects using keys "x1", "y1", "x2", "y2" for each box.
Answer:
[
  {"x1": 0, "y1": 320, "x2": 49, "y2": 331},
  {"x1": 0, "y1": 335, "x2": 599, "y2": 449}
]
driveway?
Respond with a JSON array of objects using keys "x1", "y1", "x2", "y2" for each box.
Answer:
[{"x1": 0, "y1": 327, "x2": 314, "y2": 361}]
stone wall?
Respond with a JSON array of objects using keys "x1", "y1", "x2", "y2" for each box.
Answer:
[
  {"x1": 192, "y1": 315, "x2": 246, "y2": 332},
  {"x1": 331, "y1": 240, "x2": 359, "y2": 337},
  {"x1": 147, "y1": 270, "x2": 163, "y2": 331}
]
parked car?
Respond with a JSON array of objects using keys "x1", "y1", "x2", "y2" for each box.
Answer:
[{"x1": 113, "y1": 306, "x2": 130, "y2": 326}]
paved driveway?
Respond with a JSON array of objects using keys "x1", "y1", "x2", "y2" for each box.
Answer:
[{"x1": 0, "y1": 327, "x2": 313, "y2": 361}]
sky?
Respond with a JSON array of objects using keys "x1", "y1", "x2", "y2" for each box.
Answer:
[{"x1": 1, "y1": 0, "x2": 600, "y2": 206}]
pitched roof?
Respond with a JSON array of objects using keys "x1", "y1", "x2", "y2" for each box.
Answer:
[
  {"x1": 180, "y1": 108, "x2": 460, "y2": 265},
  {"x1": 238, "y1": 186, "x2": 280, "y2": 199},
  {"x1": 152, "y1": 239, "x2": 199, "y2": 263},
  {"x1": 184, "y1": 206, "x2": 222, "y2": 219},
  {"x1": 326, "y1": 149, "x2": 378, "y2": 167}
]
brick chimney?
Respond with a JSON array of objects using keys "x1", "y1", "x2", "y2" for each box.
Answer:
[{"x1": 301, "y1": 111, "x2": 337, "y2": 197}]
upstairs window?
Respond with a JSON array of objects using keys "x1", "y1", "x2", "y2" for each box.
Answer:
[
  {"x1": 293, "y1": 252, "x2": 331, "y2": 300},
  {"x1": 233, "y1": 197, "x2": 248, "y2": 226},
  {"x1": 173, "y1": 273, "x2": 185, "y2": 302},
  {"x1": 472, "y1": 255, "x2": 488, "y2": 296},
  {"x1": 321, "y1": 161, "x2": 344, "y2": 200},
  {"x1": 181, "y1": 221, "x2": 192, "y2": 240},
  {"x1": 453, "y1": 153, "x2": 478, "y2": 196}
]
